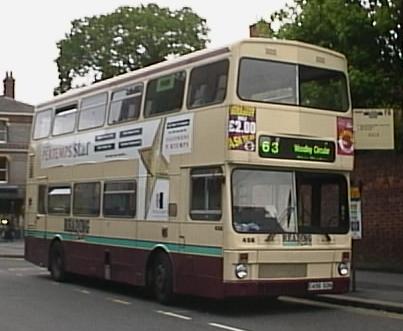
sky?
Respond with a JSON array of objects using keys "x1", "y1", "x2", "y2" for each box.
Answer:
[{"x1": 0, "y1": 0, "x2": 288, "y2": 105}]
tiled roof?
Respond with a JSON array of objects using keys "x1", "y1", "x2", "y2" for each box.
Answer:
[{"x1": 0, "y1": 96, "x2": 34, "y2": 113}]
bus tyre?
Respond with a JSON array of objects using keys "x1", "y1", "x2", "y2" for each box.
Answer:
[
  {"x1": 153, "y1": 253, "x2": 174, "y2": 304},
  {"x1": 50, "y1": 242, "x2": 66, "y2": 282}
]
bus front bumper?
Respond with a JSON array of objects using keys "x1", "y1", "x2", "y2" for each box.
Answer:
[{"x1": 221, "y1": 277, "x2": 350, "y2": 298}]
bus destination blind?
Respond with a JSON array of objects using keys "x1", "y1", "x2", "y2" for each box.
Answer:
[{"x1": 258, "y1": 135, "x2": 335, "y2": 162}]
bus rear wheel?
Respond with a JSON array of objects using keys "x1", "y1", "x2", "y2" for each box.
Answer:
[
  {"x1": 50, "y1": 242, "x2": 66, "y2": 282},
  {"x1": 152, "y1": 253, "x2": 174, "y2": 304}
]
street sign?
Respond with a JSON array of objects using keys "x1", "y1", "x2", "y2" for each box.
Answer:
[
  {"x1": 353, "y1": 109, "x2": 394, "y2": 150},
  {"x1": 350, "y1": 184, "x2": 362, "y2": 240},
  {"x1": 350, "y1": 198, "x2": 362, "y2": 240}
]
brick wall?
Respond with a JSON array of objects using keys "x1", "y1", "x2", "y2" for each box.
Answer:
[{"x1": 353, "y1": 151, "x2": 403, "y2": 271}]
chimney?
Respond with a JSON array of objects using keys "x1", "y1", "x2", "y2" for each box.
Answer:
[
  {"x1": 249, "y1": 20, "x2": 271, "y2": 38},
  {"x1": 3, "y1": 71, "x2": 15, "y2": 99}
]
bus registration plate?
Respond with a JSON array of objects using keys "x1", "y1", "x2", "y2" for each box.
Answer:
[{"x1": 308, "y1": 281, "x2": 333, "y2": 291}]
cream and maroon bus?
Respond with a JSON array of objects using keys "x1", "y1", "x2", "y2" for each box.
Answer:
[{"x1": 25, "y1": 38, "x2": 353, "y2": 303}]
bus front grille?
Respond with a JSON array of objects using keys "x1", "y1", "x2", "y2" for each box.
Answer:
[{"x1": 258, "y1": 263, "x2": 307, "y2": 279}]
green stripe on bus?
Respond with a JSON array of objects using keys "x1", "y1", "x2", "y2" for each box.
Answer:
[{"x1": 25, "y1": 230, "x2": 222, "y2": 257}]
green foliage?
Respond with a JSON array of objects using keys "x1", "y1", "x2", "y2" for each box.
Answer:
[
  {"x1": 300, "y1": 78, "x2": 347, "y2": 111},
  {"x1": 267, "y1": 0, "x2": 403, "y2": 110},
  {"x1": 55, "y1": 3, "x2": 209, "y2": 94}
]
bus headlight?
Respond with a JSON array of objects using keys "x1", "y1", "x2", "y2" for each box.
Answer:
[
  {"x1": 338, "y1": 262, "x2": 349, "y2": 276},
  {"x1": 235, "y1": 264, "x2": 248, "y2": 279}
]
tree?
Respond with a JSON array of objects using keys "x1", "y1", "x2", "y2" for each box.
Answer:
[
  {"x1": 55, "y1": 3, "x2": 209, "y2": 94},
  {"x1": 267, "y1": 0, "x2": 402, "y2": 109}
]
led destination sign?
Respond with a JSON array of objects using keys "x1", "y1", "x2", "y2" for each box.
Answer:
[{"x1": 259, "y1": 135, "x2": 335, "y2": 162}]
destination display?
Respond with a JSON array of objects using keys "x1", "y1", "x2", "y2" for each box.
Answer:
[{"x1": 258, "y1": 135, "x2": 335, "y2": 162}]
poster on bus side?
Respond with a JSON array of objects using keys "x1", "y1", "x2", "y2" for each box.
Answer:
[
  {"x1": 228, "y1": 105, "x2": 256, "y2": 151},
  {"x1": 337, "y1": 117, "x2": 354, "y2": 156}
]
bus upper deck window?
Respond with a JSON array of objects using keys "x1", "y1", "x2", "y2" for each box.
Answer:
[
  {"x1": 53, "y1": 104, "x2": 77, "y2": 136},
  {"x1": 237, "y1": 58, "x2": 349, "y2": 112},
  {"x1": 109, "y1": 84, "x2": 143, "y2": 125},
  {"x1": 299, "y1": 65, "x2": 349, "y2": 112},
  {"x1": 238, "y1": 58, "x2": 297, "y2": 105},
  {"x1": 144, "y1": 71, "x2": 186, "y2": 117},
  {"x1": 33, "y1": 109, "x2": 52, "y2": 139},
  {"x1": 187, "y1": 60, "x2": 229, "y2": 109},
  {"x1": 79, "y1": 93, "x2": 108, "y2": 130}
]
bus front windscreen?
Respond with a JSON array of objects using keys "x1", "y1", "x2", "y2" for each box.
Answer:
[
  {"x1": 232, "y1": 169, "x2": 349, "y2": 234},
  {"x1": 238, "y1": 58, "x2": 349, "y2": 112}
]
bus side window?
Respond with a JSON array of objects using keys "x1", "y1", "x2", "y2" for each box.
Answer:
[
  {"x1": 103, "y1": 181, "x2": 136, "y2": 218},
  {"x1": 144, "y1": 71, "x2": 186, "y2": 117},
  {"x1": 37, "y1": 185, "x2": 47, "y2": 214},
  {"x1": 187, "y1": 60, "x2": 229, "y2": 109},
  {"x1": 109, "y1": 84, "x2": 143, "y2": 125},
  {"x1": 79, "y1": 92, "x2": 108, "y2": 130},
  {"x1": 191, "y1": 84, "x2": 208, "y2": 107},
  {"x1": 33, "y1": 109, "x2": 52, "y2": 140},
  {"x1": 73, "y1": 182, "x2": 101, "y2": 217},
  {"x1": 214, "y1": 74, "x2": 228, "y2": 102},
  {"x1": 48, "y1": 186, "x2": 71, "y2": 215},
  {"x1": 190, "y1": 167, "x2": 223, "y2": 221},
  {"x1": 53, "y1": 104, "x2": 77, "y2": 136}
]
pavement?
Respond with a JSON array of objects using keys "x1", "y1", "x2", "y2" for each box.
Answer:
[
  {"x1": 0, "y1": 238, "x2": 24, "y2": 258},
  {"x1": 313, "y1": 269, "x2": 403, "y2": 314},
  {"x1": 1, "y1": 239, "x2": 403, "y2": 313}
]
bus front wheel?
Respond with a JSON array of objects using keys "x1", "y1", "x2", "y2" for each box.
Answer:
[
  {"x1": 152, "y1": 253, "x2": 174, "y2": 304},
  {"x1": 50, "y1": 242, "x2": 66, "y2": 282}
]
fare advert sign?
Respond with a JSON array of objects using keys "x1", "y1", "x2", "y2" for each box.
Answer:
[{"x1": 228, "y1": 105, "x2": 256, "y2": 151}]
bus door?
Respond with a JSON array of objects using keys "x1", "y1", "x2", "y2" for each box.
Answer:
[
  {"x1": 177, "y1": 167, "x2": 225, "y2": 293},
  {"x1": 34, "y1": 180, "x2": 48, "y2": 239},
  {"x1": 25, "y1": 178, "x2": 48, "y2": 264}
]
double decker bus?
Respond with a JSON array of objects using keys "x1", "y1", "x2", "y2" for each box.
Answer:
[{"x1": 25, "y1": 38, "x2": 353, "y2": 303}]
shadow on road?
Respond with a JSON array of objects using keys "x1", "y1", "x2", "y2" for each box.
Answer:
[
  {"x1": 33, "y1": 272, "x2": 327, "y2": 317},
  {"x1": 172, "y1": 295, "x2": 325, "y2": 317}
]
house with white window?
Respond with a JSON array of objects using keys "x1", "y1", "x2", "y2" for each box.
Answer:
[{"x1": 0, "y1": 72, "x2": 33, "y2": 237}]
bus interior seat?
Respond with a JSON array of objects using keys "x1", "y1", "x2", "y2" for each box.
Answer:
[
  {"x1": 214, "y1": 74, "x2": 227, "y2": 102},
  {"x1": 235, "y1": 206, "x2": 284, "y2": 233},
  {"x1": 191, "y1": 84, "x2": 208, "y2": 106}
]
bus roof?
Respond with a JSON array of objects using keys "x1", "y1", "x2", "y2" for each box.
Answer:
[{"x1": 37, "y1": 38, "x2": 346, "y2": 109}]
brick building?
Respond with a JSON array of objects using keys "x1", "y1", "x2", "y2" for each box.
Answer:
[
  {"x1": 353, "y1": 150, "x2": 403, "y2": 272},
  {"x1": 0, "y1": 72, "x2": 33, "y2": 238}
]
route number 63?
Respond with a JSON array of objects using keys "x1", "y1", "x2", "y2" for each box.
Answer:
[{"x1": 260, "y1": 140, "x2": 280, "y2": 154}]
